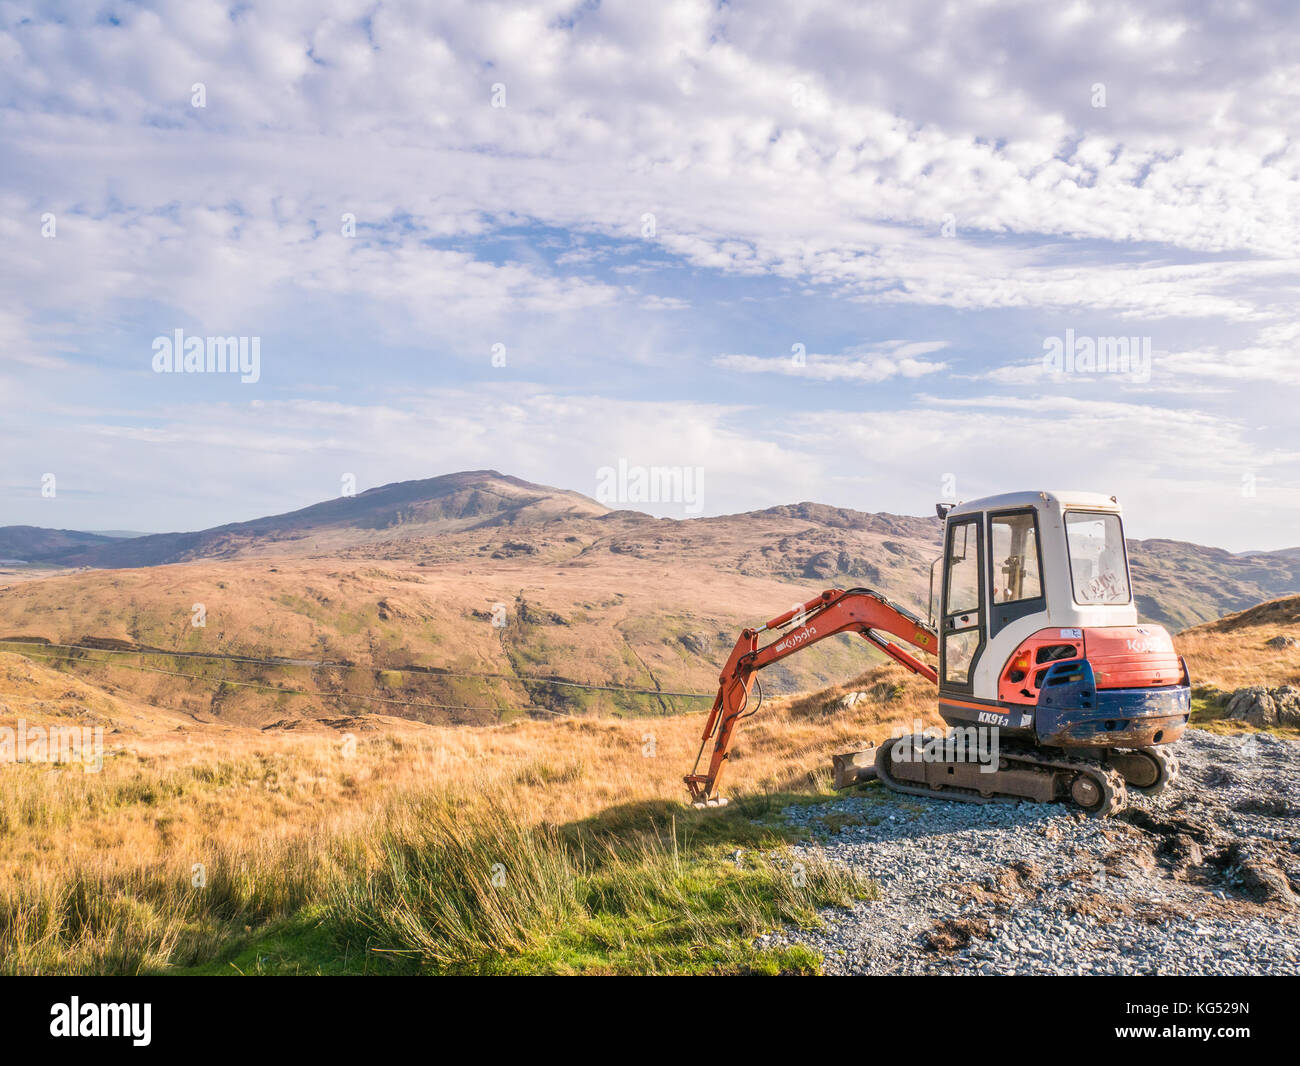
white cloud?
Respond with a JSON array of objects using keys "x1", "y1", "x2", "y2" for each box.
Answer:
[
  {"x1": 716, "y1": 341, "x2": 949, "y2": 382},
  {"x1": 1156, "y1": 322, "x2": 1300, "y2": 385},
  {"x1": 3, "y1": 1, "x2": 1300, "y2": 548},
  {"x1": 7, "y1": 385, "x2": 1294, "y2": 551}
]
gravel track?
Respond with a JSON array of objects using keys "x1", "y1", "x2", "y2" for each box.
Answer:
[{"x1": 771, "y1": 729, "x2": 1300, "y2": 975}]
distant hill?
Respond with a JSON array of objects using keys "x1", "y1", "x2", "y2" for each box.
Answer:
[
  {"x1": 0, "y1": 526, "x2": 119, "y2": 562},
  {"x1": 2, "y1": 470, "x2": 1298, "y2": 630},
  {"x1": 1243, "y1": 546, "x2": 1300, "y2": 563},
  {"x1": 3, "y1": 471, "x2": 1299, "y2": 729},
  {"x1": 1129, "y1": 539, "x2": 1300, "y2": 630},
  {"x1": 1, "y1": 471, "x2": 610, "y2": 569}
]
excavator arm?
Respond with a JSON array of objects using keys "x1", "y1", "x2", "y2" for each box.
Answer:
[{"x1": 684, "y1": 587, "x2": 939, "y2": 805}]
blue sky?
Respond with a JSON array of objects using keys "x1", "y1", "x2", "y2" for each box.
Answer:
[{"x1": 2, "y1": 0, "x2": 1299, "y2": 549}]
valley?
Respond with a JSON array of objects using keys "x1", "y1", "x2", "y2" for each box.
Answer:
[{"x1": 1, "y1": 471, "x2": 1297, "y2": 975}]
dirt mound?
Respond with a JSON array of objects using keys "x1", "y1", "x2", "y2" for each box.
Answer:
[{"x1": 923, "y1": 917, "x2": 993, "y2": 953}]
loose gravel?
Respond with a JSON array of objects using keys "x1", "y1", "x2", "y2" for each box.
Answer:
[{"x1": 769, "y1": 729, "x2": 1300, "y2": 975}]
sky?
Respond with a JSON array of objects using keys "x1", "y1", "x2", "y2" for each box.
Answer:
[{"x1": 2, "y1": 0, "x2": 1299, "y2": 550}]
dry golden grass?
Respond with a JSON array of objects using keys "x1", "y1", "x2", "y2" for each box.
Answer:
[
  {"x1": 1, "y1": 661, "x2": 933, "y2": 871},
  {"x1": 2, "y1": 595, "x2": 1293, "y2": 974},
  {"x1": 1174, "y1": 595, "x2": 1300, "y2": 736},
  {"x1": 0, "y1": 646, "x2": 921, "y2": 974},
  {"x1": 1178, "y1": 596, "x2": 1300, "y2": 693}
]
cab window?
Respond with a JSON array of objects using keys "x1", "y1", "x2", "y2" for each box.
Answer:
[
  {"x1": 990, "y1": 511, "x2": 1042, "y2": 604},
  {"x1": 944, "y1": 520, "x2": 980, "y2": 616},
  {"x1": 942, "y1": 517, "x2": 982, "y2": 687},
  {"x1": 1065, "y1": 511, "x2": 1131, "y2": 605}
]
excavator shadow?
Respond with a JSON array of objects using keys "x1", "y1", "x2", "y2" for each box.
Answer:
[
  {"x1": 560, "y1": 784, "x2": 1073, "y2": 854},
  {"x1": 804, "y1": 779, "x2": 1074, "y2": 845},
  {"x1": 558, "y1": 791, "x2": 839, "y2": 850}
]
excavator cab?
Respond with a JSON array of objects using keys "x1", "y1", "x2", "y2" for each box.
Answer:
[
  {"x1": 933, "y1": 491, "x2": 1190, "y2": 754},
  {"x1": 685, "y1": 490, "x2": 1190, "y2": 816}
]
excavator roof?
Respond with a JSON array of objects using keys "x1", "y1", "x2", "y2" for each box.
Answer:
[{"x1": 947, "y1": 490, "x2": 1121, "y2": 517}]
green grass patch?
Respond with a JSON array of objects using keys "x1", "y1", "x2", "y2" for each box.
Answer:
[
  {"x1": 4, "y1": 743, "x2": 871, "y2": 975},
  {"x1": 322, "y1": 794, "x2": 874, "y2": 975},
  {"x1": 182, "y1": 910, "x2": 371, "y2": 976},
  {"x1": 1189, "y1": 692, "x2": 1223, "y2": 727},
  {"x1": 175, "y1": 792, "x2": 873, "y2": 976}
]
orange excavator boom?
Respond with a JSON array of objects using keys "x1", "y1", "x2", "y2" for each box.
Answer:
[{"x1": 683, "y1": 587, "x2": 939, "y2": 805}]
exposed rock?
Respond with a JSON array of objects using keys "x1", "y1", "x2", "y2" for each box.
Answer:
[
  {"x1": 844, "y1": 556, "x2": 883, "y2": 584},
  {"x1": 516, "y1": 599, "x2": 568, "y2": 627},
  {"x1": 839, "y1": 680, "x2": 905, "y2": 708},
  {"x1": 802, "y1": 551, "x2": 839, "y2": 579},
  {"x1": 1224, "y1": 685, "x2": 1300, "y2": 727},
  {"x1": 800, "y1": 549, "x2": 882, "y2": 583},
  {"x1": 678, "y1": 632, "x2": 713, "y2": 655},
  {"x1": 1265, "y1": 635, "x2": 1299, "y2": 649},
  {"x1": 491, "y1": 540, "x2": 539, "y2": 559}
]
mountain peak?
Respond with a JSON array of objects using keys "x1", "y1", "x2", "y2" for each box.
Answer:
[{"x1": 2, "y1": 470, "x2": 609, "y2": 569}]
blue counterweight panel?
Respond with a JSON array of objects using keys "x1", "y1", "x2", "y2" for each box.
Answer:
[{"x1": 1035, "y1": 659, "x2": 1191, "y2": 747}]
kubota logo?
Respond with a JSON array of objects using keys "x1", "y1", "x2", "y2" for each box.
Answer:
[
  {"x1": 1125, "y1": 637, "x2": 1170, "y2": 654},
  {"x1": 774, "y1": 626, "x2": 817, "y2": 652}
]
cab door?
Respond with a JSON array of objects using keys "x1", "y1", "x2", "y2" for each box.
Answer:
[
  {"x1": 939, "y1": 513, "x2": 986, "y2": 695},
  {"x1": 986, "y1": 508, "x2": 1046, "y2": 638}
]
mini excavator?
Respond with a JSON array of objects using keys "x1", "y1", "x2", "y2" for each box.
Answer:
[{"x1": 685, "y1": 491, "x2": 1189, "y2": 817}]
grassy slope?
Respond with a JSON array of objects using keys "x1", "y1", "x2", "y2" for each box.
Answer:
[
  {"x1": 1177, "y1": 595, "x2": 1300, "y2": 737},
  {"x1": 0, "y1": 651, "x2": 924, "y2": 975},
  {"x1": 0, "y1": 552, "x2": 899, "y2": 724},
  {"x1": 3, "y1": 595, "x2": 1297, "y2": 975}
]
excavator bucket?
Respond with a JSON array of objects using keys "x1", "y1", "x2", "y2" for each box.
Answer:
[{"x1": 831, "y1": 748, "x2": 879, "y2": 790}]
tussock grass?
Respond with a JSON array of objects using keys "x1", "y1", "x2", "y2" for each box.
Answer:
[
  {"x1": 1178, "y1": 597, "x2": 1300, "y2": 698},
  {"x1": 330, "y1": 791, "x2": 872, "y2": 974},
  {"x1": 1, "y1": 770, "x2": 872, "y2": 975},
  {"x1": 0, "y1": 664, "x2": 902, "y2": 975},
  {"x1": 3, "y1": 589, "x2": 1296, "y2": 975}
]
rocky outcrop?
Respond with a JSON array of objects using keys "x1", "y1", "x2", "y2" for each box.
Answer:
[
  {"x1": 491, "y1": 540, "x2": 539, "y2": 559},
  {"x1": 800, "y1": 550, "x2": 883, "y2": 583},
  {"x1": 1224, "y1": 685, "x2": 1300, "y2": 727},
  {"x1": 678, "y1": 632, "x2": 713, "y2": 655}
]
